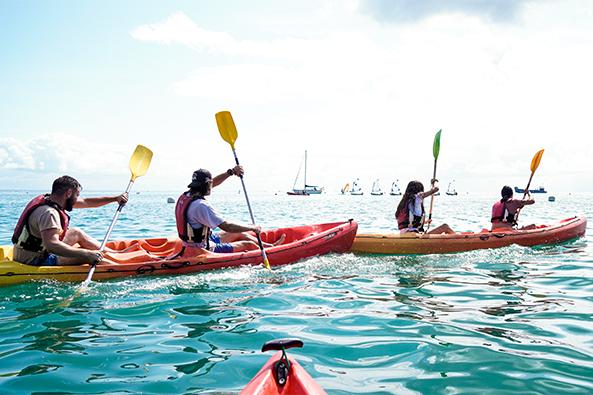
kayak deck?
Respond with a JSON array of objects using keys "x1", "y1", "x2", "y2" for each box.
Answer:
[
  {"x1": 352, "y1": 216, "x2": 587, "y2": 255},
  {"x1": 0, "y1": 220, "x2": 357, "y2": 286}
]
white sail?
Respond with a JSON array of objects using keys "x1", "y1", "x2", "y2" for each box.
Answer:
[
  {"x1": 390, "y1": 180, "x2": 401, "y2": 196},
  {"x1": 350, "y1": 178, "x2": 363, "y2": 195},
  {"x1": 288, "y1": 150, "x2": 324, "y2": 195},
  {"x1": 446, "y1": 180, "x2": 458, "y2": 196},
  {"x1": 371, "y1": 179, "x2": 383, "y2": 195}
]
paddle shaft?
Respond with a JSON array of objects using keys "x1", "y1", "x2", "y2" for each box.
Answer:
[
  {"x1": 515, "y1": 172, "x2": 535, "y2": 223},
  {"x1": 522, "y1": 173, "x2": 534, "y2": 199},
  {"x1": 425, "y1": 160, "x2": 438, "y2": 231},
  {"x1": 230, "y1": 148, "x2": 270, "y2": 263},
  {"x1": 82, "y1": 179, "x2": 134, "y2": 286}
]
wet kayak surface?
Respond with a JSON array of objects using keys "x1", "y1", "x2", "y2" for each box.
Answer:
[{"x1": 1, "y1": 192, "x2": 592, "y2": 394}]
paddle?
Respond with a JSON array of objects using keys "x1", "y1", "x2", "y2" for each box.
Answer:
[
  {"x1": 425, "y1": 129, "x2": 441, "y2": 232},
  {"x1": 80, "y1": 145, "x2": 153, "y2": 289},
  {"x1": 515, "y1": 149, "x2": 544, "y2": 222},
  {"x1": 215, "y1": 110, "x2": 271, "y2": 270}
]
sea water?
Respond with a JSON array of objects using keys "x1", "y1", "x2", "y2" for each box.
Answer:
[{"x1": 0, "y1": 191, "x2": 592, "y2": 394}]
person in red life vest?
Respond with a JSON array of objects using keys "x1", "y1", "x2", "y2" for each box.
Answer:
[
  {"x1": 175, "y1": 167, "x2": 284, "y2": 253},
  {"x1": 395, "y1": 180, "x2": 456, "y2": 234},
  {"x1": 12, "y1": 175, "x2": 128, "y2": 266},
  {"x1": 491, "y1": 185, "x2": 536, "y2": 231}
]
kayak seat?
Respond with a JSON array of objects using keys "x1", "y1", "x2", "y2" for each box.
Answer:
[{"x1": 262, "y1": 338, "x2": 304, "y2": 352}]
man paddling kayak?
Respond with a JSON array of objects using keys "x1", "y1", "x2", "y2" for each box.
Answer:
[
  {"x1": 175, "y1": 167, "x2": 284, "y2": 253},
  {"x1": 491, "y1": 185, "x2": 536, "y2": 230},
  {"x1": 12, "y1": 175, "x2": 128, "y2": 266}
]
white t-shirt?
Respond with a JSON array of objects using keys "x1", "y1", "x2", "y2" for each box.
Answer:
[
  {"x1": 409, "y1": 194, "x2": 423, "y2": 217},
  {"x1": 186, "y1": 199, "x2": 225, "y2": 247}
]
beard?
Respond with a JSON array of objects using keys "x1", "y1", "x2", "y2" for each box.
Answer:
[{"x1": 64, "y1": 196, "x2": 76, "y2": 212}]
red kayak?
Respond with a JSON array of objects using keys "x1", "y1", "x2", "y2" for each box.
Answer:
[
  {"x1": 0, "y1": 220, "x2": 357, "y2": 286},
  {"x1": 240, "y1": 339, "x2": 327, "y2": 395}
]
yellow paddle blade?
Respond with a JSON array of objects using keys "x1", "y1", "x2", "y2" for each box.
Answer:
[
  {"x1": 129, "y1": 145, "x2": 153, "y2": 181},
  {"x1": 530, "y1": 149, "x2": 544, "y2": 173},
  {"x1": 215, "y1": 111, "x2": 238, "y2": 149}
]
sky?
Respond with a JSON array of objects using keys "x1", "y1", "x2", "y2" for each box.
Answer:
[{"x1": 1, "y1": 0, "x2": 592, "y2": 194}]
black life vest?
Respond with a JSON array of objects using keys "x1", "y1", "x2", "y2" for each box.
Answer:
[
  {"x1": 175, "y1": 192, "x2": 210, "y2": 248},
  {"x1": 12, "y1": 194, "x2": 70, "y2": 252}
]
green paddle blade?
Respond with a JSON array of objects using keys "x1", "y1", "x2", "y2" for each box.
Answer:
[
  {"x1": 129, "y1": 145, "x2": 153, "y2": 181},
  {"x1": 215, "y1": 111, "x2": 238, "y2": 149},
  {"x1": 433, "y1": 129, "x2": 442, "y2": 159},
  {"x1": 530, "y1": 149, "x2": 544, "y2": 173}
]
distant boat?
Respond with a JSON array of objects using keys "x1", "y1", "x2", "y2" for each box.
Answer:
[
  {"x1": 166, "y1": 197, "x2": 175, "y2": 203},
  {"x1": 390, "y1": 180, "x2": 402, "y2": 196},
  {"x1": 548, "y1": 196, "x2": 556, "y2": 202},
  {"x1": 341, "y1": 183, "x2": 350, "y2": 194},
  {"x1": 287, "y1": 150, "x2": 324, "y2": 196},
  {"x1": 514, "y1": 186, "x2": 547, "y2": 194},
  {"x1": 350, "y1": 178, "x2": 363, "y2": 195},
  {"x1": 446, "y1": 180, "x2": 458, "y2": 196},
  {"x1": 371, "y1": 179, "x2": 383, "y2": 196}
]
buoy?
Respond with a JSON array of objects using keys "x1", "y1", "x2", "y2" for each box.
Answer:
[
  {"x1": 167, "y1": 197, "x2": 175, "y2": 203},
  {"x1": 548, "y1": 196, "x2": 555, "y2": 202}
]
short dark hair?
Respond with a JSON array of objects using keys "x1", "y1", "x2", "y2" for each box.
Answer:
[
  {"x1": 501, "y1": 185, "x2": 513, "y2": 202},
  {"x1": 52, "y1": 175, "x2": 81, "y2": 195}
]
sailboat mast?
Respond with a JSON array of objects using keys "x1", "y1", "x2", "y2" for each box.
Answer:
[{"x1": 304, "y1": 150, "x2": 307, "y2": 188}]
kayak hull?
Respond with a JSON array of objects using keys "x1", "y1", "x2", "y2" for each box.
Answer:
[
  {"x1": 352, "y1": 216, "x2": 586, "y2": 255},
  {"x1": 0, "y1": 220, "x2": 357, "y2": 286},
  {"x1": 240, "y1": 351, "x2": 327, "y2": 395}
]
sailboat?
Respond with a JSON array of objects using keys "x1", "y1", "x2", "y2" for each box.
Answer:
[
  {"x1": 371, "y1": 179, "x2": 383, "y2": 196},
  {"x1": 390, "y1": 180, "x2": 402, "y2": 196},
  {"x1": 446, "y1": 180, "x2": 458, "y2": 196},
  {"x1": 287, "y1": 150, "x2": 324, "y2": 195},
  {"x1": 350, "y1": 178, "x2": 363, "y2": 195},
  {"x1": 341, "y1": 183, "x2": 350, "y2": 194}
]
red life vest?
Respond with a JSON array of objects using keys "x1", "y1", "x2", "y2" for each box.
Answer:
[
  {"x1": 491, "y1": 201, "x2": 516, "y2": 225},
  {"x1": 396, "y1": 198, "x2": 424, "y2": 231},
  {"x1": 12, "y1": 194, "x2": 70, "y2": 252},
  {"x1": 175, "y1": 192, "x2": 210, "y2": 246}
]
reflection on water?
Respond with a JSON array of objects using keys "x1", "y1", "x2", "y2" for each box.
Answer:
[{"x1": 0, "y1": 192, "x2": 592, "y2": 393}]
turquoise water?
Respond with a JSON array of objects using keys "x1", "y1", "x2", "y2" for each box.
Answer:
[{"x1": 1, "y1": 191, "x2": 592, "y2": 394}]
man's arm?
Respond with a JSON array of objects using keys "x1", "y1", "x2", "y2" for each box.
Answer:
[
  {"x1": 40, "y1": 228, "x2": 103, "y2": 263},
  {"x1": 218, "y1": 221, "x2": 260, "y2": 234},
  {"x1": 213, "y1": 166, "x2": 244, "y2": 187},
  {"x1": 74, "y1": 193, "x2": 128, "y2": 208}
]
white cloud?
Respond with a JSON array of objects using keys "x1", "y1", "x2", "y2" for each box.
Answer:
[
  {"x1": 358, "y1": 0, "x2": 531, "y2": 24},
  {"x1": 131, "y1": 12, "x2": 237, "y2": 51},
  {"x1": 128, "y1": 5, "x2": 593, "y2": 192},
  {"x1": 0, "y1": 133, "x2": 129, "y2": 175}
]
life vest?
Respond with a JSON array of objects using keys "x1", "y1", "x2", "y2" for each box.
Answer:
[
  {"x1": 396, "y1": 198, "x2": 424, "y2": 231},
  {"x1": 12, "y1": 194, "x2": 70, "y2": 252},
  {"x1": 175, "y1": 192, "x2": 210, "y2": 247},
  {"x1": 491, "y1": 201, "x2": 516, "y2": 226}
]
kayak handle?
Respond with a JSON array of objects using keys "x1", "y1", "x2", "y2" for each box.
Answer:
[{"x1": 262, "y1": 338, "x2": 304, "y2": 352}]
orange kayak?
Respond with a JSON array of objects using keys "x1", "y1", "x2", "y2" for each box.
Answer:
[
  {"x1": 0, "y1": 220, "x2": 357, "y2": 286},
  {"x1": 240, "y1": 339, "x2": 327, "y2": 395},
  {"x1": 352, "y1": 216, "x2": 586, "y2": 255}
]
